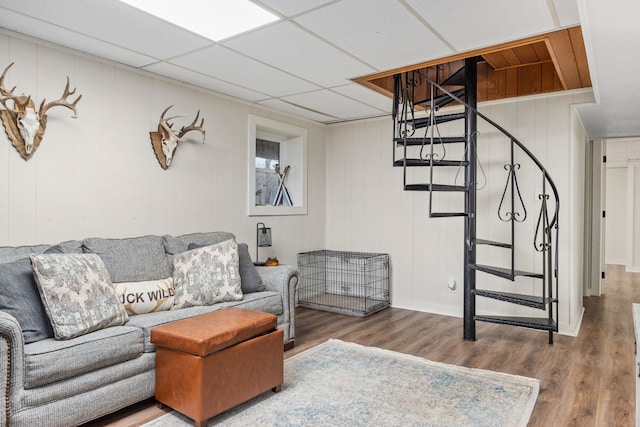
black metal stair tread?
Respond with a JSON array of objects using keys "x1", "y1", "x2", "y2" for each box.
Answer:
[
  {"x1": 474, "y1": 238, "x2": 512, "y2": 249},
  {"x1": 405, "y1": 184, "x2": 467, "y2": 192},
  {"x1": 473, "y1": 289, "x2": 557, "y2": 309},
  {"x1": 402, "y1": 112, "x2": 466, "y2": 129},
  {"x1": 430, "y1": 212, "x2": 468, "y2": 218},
  {"x1": 393, "y1": 159, "x2": 469, "y2": 167},
  {"x1": 469, "y1": 264, "x2": 544, "y2": 279},
  {"x1": 475, "y1": 315, "x2": 558, "y2": 332},
  {"x1": 394, "y1": 136, "x2": 466, "y2": 146}
]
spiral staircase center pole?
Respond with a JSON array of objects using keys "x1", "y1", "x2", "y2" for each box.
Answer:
[{"x1": 463, "y1": 57, "x2": 478, "y2": 341}]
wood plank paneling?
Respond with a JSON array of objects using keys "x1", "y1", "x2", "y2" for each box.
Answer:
[
  {"x1": 541, "y1": 61, "x2": 557, "y2": 93},
  {"x1": 355, "y1": 26, "x2": 591, "y2": 105},
  {"x1": 513, "y1": 43, "x2": 540, "y2": 64},
  {"x1": 518, "y1": 63, "x2": 543, "y2": 96},
  {"x1": 546, "y1": 30, "x2": 582, "y2": 90},
  {"x1": 569, "y1": 26, "x2": 592, "y2": 87},
  {"x1": 532, "y1": 41, "x2": 551, "y2": 62},
  {"x1": 506, "y1": 68, "x2": 519, "y2": 98}
]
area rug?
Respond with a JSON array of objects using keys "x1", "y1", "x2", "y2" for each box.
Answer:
[{"x1": 143, "y1": 339, "x2": 539, "y2": 427}]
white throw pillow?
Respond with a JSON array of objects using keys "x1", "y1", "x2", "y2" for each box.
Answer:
[
  {"x1": 114, "y1": 278, "x2": 175, "y2": 315},
  {"x1": 171, "y1": 239, "x2": 242, "y2": 309},
  {"x1": 30, "y1": 253, "x2": 128, "y2": 340}
]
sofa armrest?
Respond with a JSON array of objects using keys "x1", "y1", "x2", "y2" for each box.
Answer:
[
  {"x1": 0, "y1": 311, "x2": 26, "y2": 426},
  {"x1": 256, "y1": 265, "x2": 298, "y2": 347}
]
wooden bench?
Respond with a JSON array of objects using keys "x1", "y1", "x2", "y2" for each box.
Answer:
[{"x1": 151, "y1": 308, "x2": 284, "y2": 427}]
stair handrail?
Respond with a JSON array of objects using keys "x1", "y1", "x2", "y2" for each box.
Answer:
[{"x1": 411, "y1": 72, "x2": 560, "y2": 229}]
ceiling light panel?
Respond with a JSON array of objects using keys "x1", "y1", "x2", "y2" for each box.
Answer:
[
  {"x1": 119, "y1": 0, "x2": 280, "y2": 41},
  {"x1": 222, "y1": 21, "x2": 375, "y2": 88},
  {"x1": 0, "y1": 0, "x2": 213, "y2": 60},
  {"x1": 294, "y1": 0, "x2": 453, "y2": 71}
]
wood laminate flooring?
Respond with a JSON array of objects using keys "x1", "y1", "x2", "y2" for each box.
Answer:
[{"x1": 90, "y1": 264, "x2": 638, "y2": 427}]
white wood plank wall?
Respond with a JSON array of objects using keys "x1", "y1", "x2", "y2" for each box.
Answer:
[{"x1": 0, "y1": 33, "x2": 327, "y2": 267}]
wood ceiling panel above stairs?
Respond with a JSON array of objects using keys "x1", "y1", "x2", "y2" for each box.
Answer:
[{"x1": 354, "y1": 26, "x2": 591, "y2": 104}]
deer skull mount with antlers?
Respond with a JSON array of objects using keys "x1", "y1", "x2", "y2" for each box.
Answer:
[
  {"x1": 150, "y1": 105, "x2": 206, "y2": 170},
  {"x1": 0, "y1": 62, "x2": 82, "y2": 160}
]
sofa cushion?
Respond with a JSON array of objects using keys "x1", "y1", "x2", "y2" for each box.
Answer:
[
  {"x1": 188, "y1": 242, "x2": 265, "y2": 294},
  {"x1": 126, "y1": 291, "x2": 283, "y2": 352},
  {"x1": 0, "y1": 240, "x2": 82, "y2": 264},
  {"x1": 30, "y1": 253, "x2": 129, "y2": 340},
  {"x1": 23, "y1": 325, "x2": 144, "y2": 389},
  {"x1": 82, "y1": 235, "x2": 171, "y2": 282},
  {"x1": 163, "y1": 231, "x2": 236, "y2": 256},
  {"x1": 114, "y1": 278, "x2": 175, "y2": 315},
  {"x1": 172, "y1": 239, "x2": 242, "y2": 309},
  {"x1": 0, "y1": 258, "x2": 54, "y2": 343}
]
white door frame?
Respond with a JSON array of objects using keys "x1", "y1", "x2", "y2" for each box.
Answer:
[{"x1": 585, "y1": 139, "x2": 605, "y2": 296}]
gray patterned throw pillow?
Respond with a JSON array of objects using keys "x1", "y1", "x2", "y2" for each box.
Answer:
[
  {"x1": 172, "y1": 239, "x2": 242, "y2": 309},
  {"x1": 30, "y1": 253, "x2": 129, "y2": 340}
]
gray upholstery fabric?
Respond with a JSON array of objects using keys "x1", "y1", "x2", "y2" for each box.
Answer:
[
  {"x1": 0, "y1": 258, "x2": 54, "y2": 343},
  {"x1": 0, "y1": 240, "x2": 83, "y2": 264},
  {"x1": 237, "y1": 243, "x2": 266, "y2": 293},
  {"x1": 163, "y1": 231, "x2": 236, "y2": 255},
  {"x1": 187, "y1": 241, "x2": 265, "y2": 294},
  {"x1": 0, "y1": 244, "x2": 49, "y2": 263},
  {"x1": 126, "y1": 291, "x2": 283, "y2": 352},
  {"x1": 15, "y1": 354, "x2": 155, "y2": 426},
  {"x1": 23, "y1": 326, "x2": 143, "y2": 389},
  {"x1": 82, "y1": 235, "x2": 171, "y2": 282},
  {"x1": 52, "y1": 240, "x2": 83, "y2": 254}
]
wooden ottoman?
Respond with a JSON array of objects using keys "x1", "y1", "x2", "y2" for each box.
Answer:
[{"x1": 150, "y1": 307, "x2": 284, "y2": 427}]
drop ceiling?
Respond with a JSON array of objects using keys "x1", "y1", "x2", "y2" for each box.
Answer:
[{"x1": 0, "y1": 0, "x2": 637, "y2": 139}]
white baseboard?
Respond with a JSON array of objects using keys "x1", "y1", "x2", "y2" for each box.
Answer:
[{"x1": 559, "y1": 306, "x2": 584, "y2": 337}]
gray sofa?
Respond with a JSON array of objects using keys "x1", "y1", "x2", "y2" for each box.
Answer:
[{"x1": 0, "y1": 231, "x2": 298, "y2": 427}]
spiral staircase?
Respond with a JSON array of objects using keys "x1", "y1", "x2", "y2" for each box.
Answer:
[{"x1": 393, "y1": 57, "x2": 559, "y2": 344}]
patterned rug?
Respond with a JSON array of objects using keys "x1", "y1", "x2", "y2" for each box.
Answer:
[{"x1": 143, "y1": 339, "x2": 539, "y2": 427}]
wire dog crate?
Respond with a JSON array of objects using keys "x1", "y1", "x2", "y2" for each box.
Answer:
[{"x1": 297, "y1": 250, "x2": 390, "y2": 317}]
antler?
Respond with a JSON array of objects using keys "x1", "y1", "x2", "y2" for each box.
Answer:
[
  {"x1": 158, "y1": 105, "x2": 186, "y2": 135},
  {"x1": 177, "y1": 110, "x2": 205, "y2": 143},
  {"x1": 0, "y1": 62, "x2": 18, "y2": 108},
  {"x1": 39, "y1": 76, "x2": 82, "y2": 119}
]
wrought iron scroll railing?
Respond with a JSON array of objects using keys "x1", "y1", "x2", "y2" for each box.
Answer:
[{"x1": 393, "y1": 70, "x2": 559, "y2": 320}]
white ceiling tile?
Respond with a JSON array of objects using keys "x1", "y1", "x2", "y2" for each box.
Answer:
[
  {"x1": 0, "y1": 0, "x2": 213, "y2": 60},
  {"x1": 222, "y1": 21, "x2": 375, "y2": 88},
  {"x1": 169, "y1": 45, "x2": 320, "y2": 97},
  {"x1": 143, "y1": 62, "x2": 269, "y2": 102},
  {"x1": 331, "y1": 84, "x2": 392, "y2": 113},
  {"x1": 552, "y1": 0, "x2": 581, "y2": 27},
  {"x1": 258, "y1": 98, "x2": 337, "y2": 122},
  {"x1": 407, "y1": 0, "x2": 556, "y2": 51},
  {"x1": 281, "y1": 90, "x2": 386, "y2": 120},
  {"x1": 294, "y1": 0, "x2": 454, "y2": 70},
  {"x1": 256, "y1": 0, "x2": 334, "y2": 17},
  {"x1": 0, "y1": 8, "x2": 157, "y2": 68}
]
